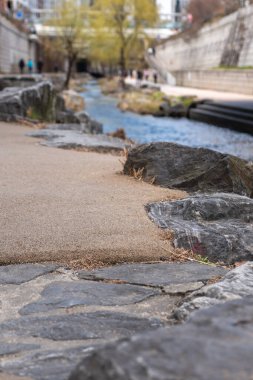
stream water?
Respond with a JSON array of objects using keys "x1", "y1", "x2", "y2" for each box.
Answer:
[{"x1": 83, "y1": 81, "x2": 253, "y2": 161}]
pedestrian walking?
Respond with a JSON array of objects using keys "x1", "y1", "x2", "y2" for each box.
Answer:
[
  {"x1": 144, "y1": 69, "x2": 149, "y2": 81},
  {"x1": 153, "y1": 71, "x2": 158, "y2": 84},
  {"x1": 37, "y1": 59, "x2": 44, "y2": 74},
  {"x1": 18, "y1": 59, "x2": 25, "y2": 74},
  {"x1": 137, "y1": 70, "x2": 143, "y2": 86},
  {"x1": 27, "y1": 58, "x2": 33, "y2": 74}
]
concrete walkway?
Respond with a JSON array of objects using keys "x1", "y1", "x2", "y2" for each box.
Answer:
[
  {"x1": 126, "y1": 78, "x2": 253, "y2": 101},
  {"x1": 0, "y1": 122, "x2": 185, "y2": 267}
]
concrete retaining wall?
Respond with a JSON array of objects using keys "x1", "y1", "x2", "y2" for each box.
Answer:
[
  {"x1": 149, "y1": 5, "x2": 253, "y2": 95},
  {"x1": 0, "y1": 15, "x2": 36, "y2": 73},
  {"x1": 172, "y1": 70, "x2": 253, "y2": 95},
  {"x1": 154, "y1": 5, "x2": 253, "y2": 72}
]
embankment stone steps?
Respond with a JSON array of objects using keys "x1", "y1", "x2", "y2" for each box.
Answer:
[{"x1": 189, "y1": 100, "x2": 253, "y2": 134}]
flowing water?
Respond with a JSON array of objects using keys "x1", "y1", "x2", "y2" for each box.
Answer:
[{"x1": 83, "y1": 81, "x2": 253, "y2": 161}]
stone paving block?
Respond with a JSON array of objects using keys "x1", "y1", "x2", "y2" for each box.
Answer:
[
  {"x1": 19, "y1": 280, "x2": 161, "y2": 315},
  {"x1": 1, "y1": 311, "x2": 163, "y2": 341},
  {"x1": 69, "y1": 297, "x2": 253, "y2": 380},
  {"x1": 0, "y1": 264, "x2": 59, "y2": 285},
  {"x1": 79, "y1": 262, "x2": 227, "y2": 287}
]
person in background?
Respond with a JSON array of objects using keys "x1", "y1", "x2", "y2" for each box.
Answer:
[
  {"x1": 27, "y1": 58, "x2": 33, "y2": 74},
  {"x1": 37, "y1": 59, "x2": 44, "y2": 74},
  {"x1": 18, "y1": 58, "x2": 25, "y2": 74},
  {"x1": 153, "y1": 71, "x2": 158, "y2": 84}
]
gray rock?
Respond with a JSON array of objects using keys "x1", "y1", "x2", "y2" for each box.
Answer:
[
  {"x1": 46, "y1": 123, "x2": 91, "y2": 133},
  {"x1": 19, "y1": 280, "x2": 160, "y2": 315},
  {"x1": 174, "y1": 262, "x2": 253, "y2": 321},
  {"x1": 69, "y1": 297, "x2": 253, "y2": 380},
  {"x1": 159, "y1": 102, "x2": 187, "y2": 117},
  {"x1": 146, "y1": 193, "x2": 253, "y2": 264},
  {"x1": 79, "y1": 262, "x2": 226, "y2": 287},
  {"x1": 0, "y1": 81, "x2": 56, "y2": 122},
  {"x1": 0, "y1": 343, "x2": 39, "y2": 357},
  {"x1": 54, "y1": 111, "x2": 102, "y2": 134},
  {"x1": 123, "y1": 142, "x2": 253, "y2": 197},
  {"x1": 0, "y1": 75, "x2": 42, "y2": 90},
  {"x1": 163, "y1": 281, "x2": 204, "y2": 294},
  {"x1": 3, "y1": 346, "x2": 97, "y2": 380},
  {"x1": 28, "y1": 129, "x2": 129, "y2": 152},
  {"x1": 0, "y1": 264, "x2": 58, "y2": 285},
  {"x1": 55, "y1": 110, "x2": 81, "y2": 124},
  {"x1": 75, "y1": 111, "x2": 103, "y2": 134},
  {"x1": 1, "y1": 312, "x2": 163, "y2": 341}
]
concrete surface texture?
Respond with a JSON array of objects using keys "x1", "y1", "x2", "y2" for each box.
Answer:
[{"x1": 0, "y1": 122, "x2": 184, "y2": 266}]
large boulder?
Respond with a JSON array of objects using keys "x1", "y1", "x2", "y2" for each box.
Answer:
[
  {"x1": 0, "y1": 81, "x2": 56, "y2": 122},
  {"x1": 146, "y1": 193, "x2": 253, "y2": 264},
  {"x1": 69, "y1": 296, "x2": 253, "y2": 380},
  {"x1": 124, "y1": 142, "x2": 253, "y2": 197}
]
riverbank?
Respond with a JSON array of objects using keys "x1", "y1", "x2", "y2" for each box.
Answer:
[{"x1": 1, "y1": 76, "x2": 253, "y2": 380}]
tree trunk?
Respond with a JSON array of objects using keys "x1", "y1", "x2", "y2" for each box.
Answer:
[
  {"x1": 119, "y1": 46, "x2": 126, "y2": 89},
  {"x1": 64, "y1": 56, "x2": 75, "y2": 89}
]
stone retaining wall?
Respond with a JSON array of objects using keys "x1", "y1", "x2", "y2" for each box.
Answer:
[
  {"x1": 172, "y1": 69, "x2": 253, "y2": 95},
  {"x1": 0, "y1": 15, "x2": 36, "y2": 73},
  {"x1": 151, "y1": 5, "x2": 253, "y2": 91}
]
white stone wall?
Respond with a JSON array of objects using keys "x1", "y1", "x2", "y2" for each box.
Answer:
[
  {"x1": 0, "y1": 15, "x2": 36, "y2": 73},
  {"x1": 153, "y1": 5, "x2": 253, "y2": 72},
  {"x1": 173, "y1": 70, "x2": 253, "y2": 95}
]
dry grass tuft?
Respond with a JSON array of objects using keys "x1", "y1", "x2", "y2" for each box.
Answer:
[
  {"x1": 160, "y1": 229, "x2": 221, "y2": 266},
  {"x1": 132, "y1": 167, "x2": 145, "y2": 181}
]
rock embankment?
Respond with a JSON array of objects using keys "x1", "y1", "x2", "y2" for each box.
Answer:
[
  {"x1": 118, "y1": 89, "x2": 196, "y2": 117},
  {"x1": 124, "y1": 142, "x2": 253, "y2": 264},
  {"x1": 0, "y1": 79, "x2": 102, "y2": 134},
  {"x1": 0, "y1": 81, "x2": 56, "y2": 122}
]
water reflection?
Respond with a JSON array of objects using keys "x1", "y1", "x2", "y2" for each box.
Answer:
[{"x1": 83, "y1": 81, "x2": 253, "y2": 161}]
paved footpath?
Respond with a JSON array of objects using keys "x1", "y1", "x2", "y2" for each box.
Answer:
[
  {"x1": 0, "y1": 262, "x2": 226, "y2": 379},
  {"x1": 126, "y1": 77, "x2": 253, "y2": 101},
  {"x1": 0, "y1": 122, "x2": 184, "y2": 266}
]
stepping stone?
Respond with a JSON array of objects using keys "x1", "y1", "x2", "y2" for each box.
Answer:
[
  {"x1": 0, "y1": 264, "x2": 58, "y2": 285},
  {"x1": 79, "y1": 262, "x2": 227, "y2": 288},
  {"x1": 19, "y1": 280, "x2": 161, "y2": 315},
  {"x1": 0, "y1": 311, "x2": 163, "y2": 341}
]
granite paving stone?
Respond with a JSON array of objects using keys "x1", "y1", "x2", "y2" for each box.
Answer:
[
  {"x1": 0, "y1": 264, "x2": 59, "y2": 285},
  {"x1": 0, "y1": 311, "x2": 163, "y2": 341},
  {"x1": 19, "y1": 280, "x2": 161, "y2": 315},
  {"x1": 0, "y1": 343, "x2": 40, "y2": 357},
  {"x1": 69, "y1": 297, "x2": 253, "y2": 380},
  {"x1": 78, "y1": 262, "x2": 227, "y2": 287}
]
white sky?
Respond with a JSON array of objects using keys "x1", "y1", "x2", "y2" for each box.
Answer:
[{"x1": 157, "y1": 0, "x2": 174, "y2": 14}]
